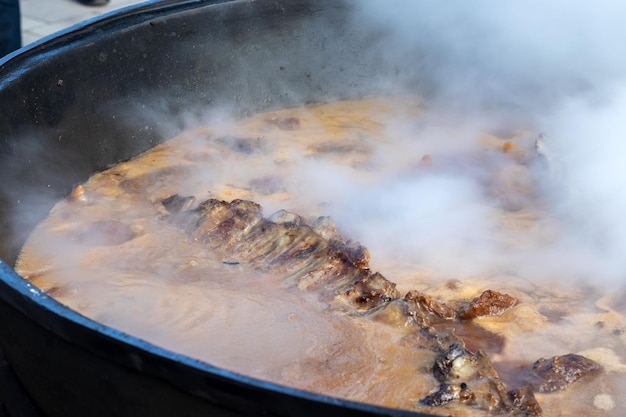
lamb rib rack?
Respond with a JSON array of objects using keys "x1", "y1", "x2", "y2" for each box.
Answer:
[{"x1": 161, "y1": 194, "x2": 601, "y2": 416}]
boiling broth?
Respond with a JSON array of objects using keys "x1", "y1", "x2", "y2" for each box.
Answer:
[{"x1": 16, "y1": 97, "x2": 626, "y2": 416}]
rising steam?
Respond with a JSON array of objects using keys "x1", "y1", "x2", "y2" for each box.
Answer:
[
  {"x1": 330, "y1": 1, "x2": 626, "y2": 285},
  {"x1": 12, "y1": 2, "x2": 626, "y2": 291}
]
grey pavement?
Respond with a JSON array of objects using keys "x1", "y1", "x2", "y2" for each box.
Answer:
[{"x1": 20, "y1": 0, "x2": 148, "y2": 47}]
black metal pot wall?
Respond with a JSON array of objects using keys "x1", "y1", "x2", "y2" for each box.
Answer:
[{"x1": 0, "y1": 1, "x2": 434, "y2": 416}]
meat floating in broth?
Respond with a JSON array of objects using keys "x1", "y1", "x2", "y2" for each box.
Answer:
[{"x1": 15, "y1": 96, "x2": 626, "y2": 416}]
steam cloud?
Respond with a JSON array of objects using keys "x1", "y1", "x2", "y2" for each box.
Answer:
[
  {"x1": 325, "y1": 1, "x2": 626, "y2": 285},
  {"x1": 13, "y1": 1, "x2": 626, "y2": 291},
  {"x1": 353, "y1": 1, "x2": 626, "y2": 112}
]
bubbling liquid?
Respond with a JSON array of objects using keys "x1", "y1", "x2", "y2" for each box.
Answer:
[{"x1": 16, "y1": 96, "x2": 626, "y2": 416}]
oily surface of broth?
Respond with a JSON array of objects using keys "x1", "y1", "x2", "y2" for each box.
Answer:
[{"x1": 16, "y1": 97, "x2": 626, "y2": 416}]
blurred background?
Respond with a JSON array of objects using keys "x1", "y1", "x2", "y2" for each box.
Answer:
[{"x1": 21, "y1": 0, "x2": 147, "y2": 46}]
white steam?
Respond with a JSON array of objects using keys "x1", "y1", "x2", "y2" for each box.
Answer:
[
  {"x1": 336, "y1": 1, "x2": 626, "y2": 285},
  {"x1": 337, "y1": 174, "x2": 498, "y2": 276},
  {"x1": 15, "y1": 1, "x2": 626, "y2": 292},
  {"x1": 541, "y1": 86, "x2": 626, "y2": 282},
  {"x1": 354, "y1": 0, "x2": 626, "y2": 111}
]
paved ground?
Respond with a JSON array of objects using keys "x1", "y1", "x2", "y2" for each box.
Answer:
[{"x1": 20, "y1": 0, "x2": 149, "y2": 47}]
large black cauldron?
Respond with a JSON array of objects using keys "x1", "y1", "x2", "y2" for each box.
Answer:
[{"x1": 0, "y1": 1, "x2": 435, "y2": 416}]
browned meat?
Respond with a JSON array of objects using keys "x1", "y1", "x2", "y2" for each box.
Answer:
[
  {"x1": 509, "y1": 386, "x2": 542, "y2": 417},
  {"x1": 404, "y1": 290, "x2": 457, "y2": 324},
  {"x1": 161, "y1": 196, "x2": 397, "y2": 309},
  {"x1": 457, "y1": 289, "x2": 520, "y2": 320},
  {"x1": 402, "y1": 289, "x2": 518, "y2": 324},
  {"x1": 525, "y1": 354, "x2": 603, "y2": 393},
  {"x1": 421, "y1": 342, "x2": 541, "y2": 416},
  {"x1": 344, "y1": 272, "x2": 398, "y2": 310}
]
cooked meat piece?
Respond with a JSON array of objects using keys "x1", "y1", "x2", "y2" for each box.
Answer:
[
  {"x1": 432, "y1": 342, "x2": 481, "y2": 382},
  {"x1": 193, "y1": 199, "x2": 264, "y2": 249},
  {"x1": 422, "y1": 342, "x2": 541, "y2": 416},
  {"x1": 164, "y1": 197, "x2": 396, "y2": 309},
  {"x1": 419, "y1": 382, "x2": 459, "y2": 406},
  {"x1": 310, "y1": 216, "x2": 344, "y2": 241},
  {"x1": 329, "y1": 239, "x2": 371, "y2": 271},
  {"x1": 267, "y1": 210, "x2": 305, "y2": 227},
  {"x1": 457, "y1": 289, "x2": 519, "y2": 320},
  {"x1": 401, "y1": 289, "x2": 517, "y2": 324},
  {"x1": 509, "y1": 385, "x2": 542, "y2": 417},
  {"x1": 404, "y1": 290, "x2": 457, "y2": 324},
  {"x1": 525, "y1": 354, "x2": 602, "y2": 393},
  {"x1": 370, "y1": 299, "x2": 414, "y2": 327},
  {"x1": 343, "y1": 272, "x2": 398, "y2": 310}
]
